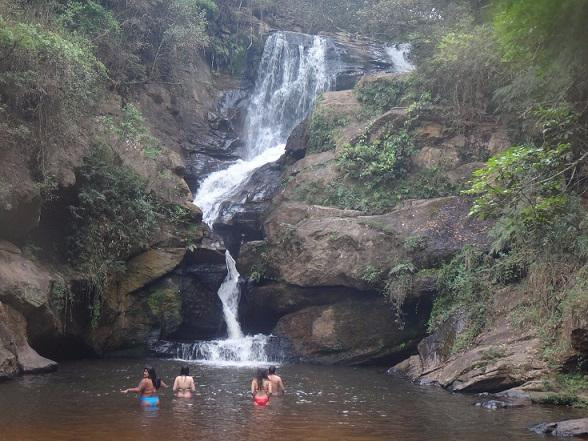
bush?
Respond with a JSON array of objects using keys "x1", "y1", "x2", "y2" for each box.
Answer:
[
  {"x1": 307, "y1": 111, "x2": 349, "y2": 154},
  {"x1": 354, "y1": 77, "x2": 407, "y2": 116},
  {"x1": 428, "y1": 246, "x2": 490, "y2": 350},
  {"x1": 0, "y1": 15, "x2": 106, "y2": 165},
  {"x1": 338, "y1": 130, "x2": 415, "y2": 183},
  {"x1": 416, "y1": 24, "x2": 506, "y2": 122},
  {"x1": 102, "y1": 104, "x2": 163, "y2": 160}
]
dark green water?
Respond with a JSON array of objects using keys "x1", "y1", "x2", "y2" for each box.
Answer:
[{"x1": 0, "y1": 359, "x2": 584, "y2": 441}]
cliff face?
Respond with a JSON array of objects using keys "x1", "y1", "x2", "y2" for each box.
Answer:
[{"x1": 0, "y1": 0, "x2": 251, "y2": 377}]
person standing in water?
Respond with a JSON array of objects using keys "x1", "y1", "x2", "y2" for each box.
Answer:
[
  {"x1": 267, "y1": 366, "x2": 285, "y2": 396},
  {"x1": 251, "y1": 368, "x2": 272, "y2": 406},
  {"x1": 121, "y1": 366, "x2": 167, "y2": 407},
  {"x1": 173, "y1": 366, "x2": 196, "y2": 398}
]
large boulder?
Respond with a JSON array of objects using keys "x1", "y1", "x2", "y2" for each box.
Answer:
[
  {"x1": 393, "y1": 319, "x2": 547, "y2": 393},
  {"x1": 0, "y1": 245, "x2": 59, "y2": 340},
  {"x1": 114, "y1": 247, "x2": 187, "y2": 295},
  {"x1": 531, "y1": 418, "x2": 588, "y2": 438},
  {"x1": 264, "y1": 197, "x2": 490, "y2": 289},
  {"x1": 0, "y1": 302, "x2": 57, "y2": 380},
  {"x1": 273, "y1": 296, "x2": 429, "y2": 365}
]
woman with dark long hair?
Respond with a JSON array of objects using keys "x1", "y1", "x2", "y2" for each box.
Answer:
[
  {"x1": 173, "y1": 366, "x2": 196, "y2": 398},
  {"x1": 121, "y1": 366, "x2": 167, "y2": 407},
  {"x1": 250, "y1": 368, "x2": 272, "y2": 406}
]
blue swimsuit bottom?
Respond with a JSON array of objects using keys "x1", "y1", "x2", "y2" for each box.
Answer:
[{"x1": 140, "y1": 396, "x2": 160, "y2": 407}]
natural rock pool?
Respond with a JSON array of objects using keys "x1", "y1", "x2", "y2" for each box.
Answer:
[{"x1": 1, "y1": 359, "x2": 584, "y2": 441}]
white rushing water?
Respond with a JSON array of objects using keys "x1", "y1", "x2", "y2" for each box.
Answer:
[
  {"x1": 194, "y1": 32, "x2": 335, "y2": 227},
  {"x1": 186, "y1": 31, "x2": 337, "y2": 366},
  {"x1": 385, "y1": 43, "x2": 415, "y2": 72}
]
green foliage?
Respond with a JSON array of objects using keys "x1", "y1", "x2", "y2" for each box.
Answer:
[
  {"x1": 0, "y1": 15, "x2": 106, "y2": 153},
  {"x1": 58, "y1": 1, "x2": 120, "y2": 39},
  {"x1": 248, "y1": 244, "x2": 270, "y2": 283},
  {"x1": 383, "y1": 261, "x2": 416, "y2": 311},
  {"x1": 105, "y1": 104, "x2": 162, "y2": 160},
  {"x1": 428, "y1": 246, "x2": 490, "y2": 350},
  {"x1": 307, "y1": 111, "x2": 349, "y2": 154},
  {"x1": 404, "y1": 235, "x2": 427, "y2": 252},
  {"x1": 466, "y1": 105, "x2": 587, "y2": 253},
  {"x1": 494, "y1": 0, "x2": 588, "y2": 95},
  {"x1": 67, "y1": 144, "x2": 161, "y2": 326},
  {"x1": 338, "y1": 130, "x2": 415, "y2": 183},
  {"x1": 360, "y1": 265, "x2": 383, "y2": 286},
  {"x1": 354, "y1": 77, "x2": 407, "y2": 116},
  {"x1": 298, "y1": 167, "x2": 457, "y2": 214},
  {"x1": 416, "y1": 24, "x2": 506, "y2": 122}
]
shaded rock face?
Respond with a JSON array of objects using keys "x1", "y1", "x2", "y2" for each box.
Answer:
[
  {"x1": 273, "y1": 295, "x2": 431, "y2": 365},
  {"x1": 0, "y1": 247, "x2": 60, "y2": 344},
  {"x1": 213, "y1": 161, "x2": 283, "y2": 254},
  {"x1": 327, "y1": 33, "x2": 400, "y2": 90},
  {"x1": 531, "y1": 418, "x2": 588, "y2": 438},
  {"x1": 264, "y1": 197, "x2": 491, "y2": 289},
  {"x1": 0, "y1": 302, "x2": 57, "y2": 381},
  {"x1": 172, "y1": 247, "x2": 228, "y2": 340},
  {"x1": 239, "y1": 281, "x2": 362, "y2": 334}
]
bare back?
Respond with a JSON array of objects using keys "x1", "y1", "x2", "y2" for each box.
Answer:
[
  {"x1": 173, "y1": 375, "x2": 196, "y2": 398},
  {"x1": 268, "y1": 374, "x2": 285, "y2": 395}
]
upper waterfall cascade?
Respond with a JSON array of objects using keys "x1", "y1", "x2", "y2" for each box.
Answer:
[{"x1": 194, "y1": 31, "x2": 337, "y2": 227}]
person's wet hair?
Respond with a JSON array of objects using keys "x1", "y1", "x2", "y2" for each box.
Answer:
[
  {"x1": 268, "y1": 366, "x2": 276, "y2": 375},
  {"x1": 145, "y1": 366, "x2": 161, "y2": 389},
  {"x1": 255, "y1": 368, "x2": 268, "y2": 391},
  {"x1": 180, "y1": 366, "x2": 189, "y2": 376}
]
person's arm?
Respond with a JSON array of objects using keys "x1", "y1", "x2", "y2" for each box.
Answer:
[
  {"x1": 189, "y1": 377, "x2": 196, "y2": 392},
  {"x1": 160, "y1": 380, "x2": 169, "y2": 389},
  {"x1": 278, "y1": 378, "x2": 285, "y2": 395},
  {"x1": 251, "y1": 379, "x2": 256, "y2": 397},
  {"x1": 267, "y1": 380, "x2": 273, "y2": 396},
  {"x1": 173, "y1": 377, "x2": 179, "y2": 392},
  {"x1": 122, "y1": 379, "x2": 146, "y2": 394}
]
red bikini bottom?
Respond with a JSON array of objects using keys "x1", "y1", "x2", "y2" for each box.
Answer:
[{"x1": 254, "y1": 395, "x2": 270, "y2": 406}]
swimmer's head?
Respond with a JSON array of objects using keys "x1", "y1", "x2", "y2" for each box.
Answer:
[
  {"x1": 145, "y1": 366, "x2": 161, "y2": 389},
  {"x1": 180, "y1": 366, "x2": 189, "y2": 376},
  {"x1": 268, "y1": 366, "x2": 276, "y2": 375}
]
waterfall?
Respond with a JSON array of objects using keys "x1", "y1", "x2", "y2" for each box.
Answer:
[
  {"x1": 194, "y1": 31, "x2": 336, "y2": 226},
  {"x1": 183, "y1": 31, "x2": 337, "y2": 366},
  {"x1": 217, "y1": 251, "x2": 243, "y2": 340},
  {"x1": 385, "y1": 43, "x2": 415, "y2": 73}
]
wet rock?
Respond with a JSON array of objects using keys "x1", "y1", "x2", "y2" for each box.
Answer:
[
  {"x1": 390, "y1": 355, "x2": 423, "y2": 379},
  {"x1": 213, "y1": 160, "x2": 283, "y2": 252},
  {"x1": 285, "y1": 119, "x2": 310, "y2": 160},
  {"x1": 530, "y1": 418, "x2": 588, "y2": 438},
  {"x1": 0, "y1": 302, "x2": 57, "y2": 380},
  {"x1": 474, "y1": 397, "x2": 530, "y2": 409}
]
